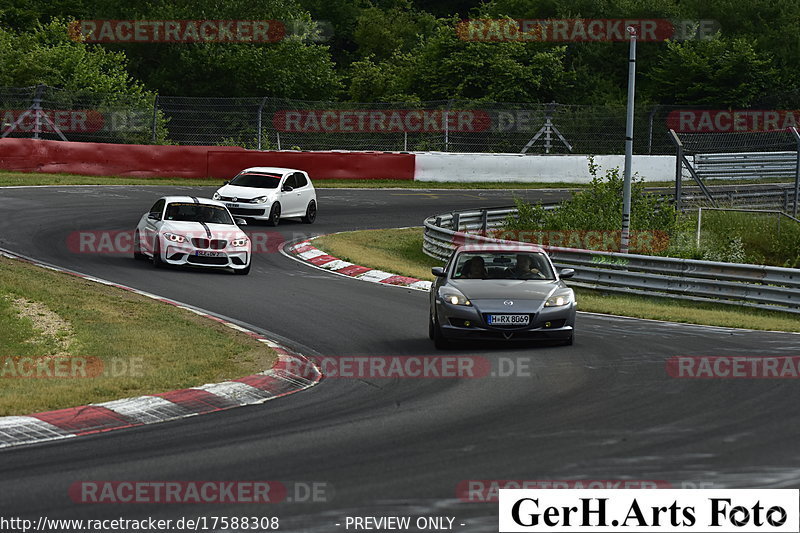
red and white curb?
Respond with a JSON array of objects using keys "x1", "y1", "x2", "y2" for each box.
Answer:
[
  {"x1": 0, "y1": 248, "x2": 321, "y2": 449},
  {"x1": 286, "y1": 238, "x2": 432, "y2": 291}
]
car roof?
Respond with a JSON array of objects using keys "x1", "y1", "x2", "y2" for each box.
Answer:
[
  {"x1": 158, "y1": 196, "x2": 227, "y2": 207},
  {"x1": 455, "y1": 244, "x2": 546, "y2": 254},
  {"x1": 238, "y1": 167, "x2": 302, "y2": 175}
]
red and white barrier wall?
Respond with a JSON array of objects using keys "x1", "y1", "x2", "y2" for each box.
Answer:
[
  {"x1": 0, "y1": 139, "x2": 415, "y2": 180},
  {"x1": 0, "y1": 139, "x2": 674, "y2": 182}
]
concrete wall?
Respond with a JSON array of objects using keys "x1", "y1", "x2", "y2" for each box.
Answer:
[{"x1": 414, "y1": 152, "x2": 674, "y2": 183}]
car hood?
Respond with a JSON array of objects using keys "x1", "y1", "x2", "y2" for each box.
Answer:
[
  {"x1": 160, "y1": 220, "x2": 246, "y2": 240},
  {"x1": 216, "y1": 184, "x2": 277, "y2": 200},
  {"x1": 450, "y1": 279, "x2": 558, "y2": 302}
]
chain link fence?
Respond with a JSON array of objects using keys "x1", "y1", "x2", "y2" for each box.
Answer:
[{"x1": 3, "y1": 85, "x2": 800, "y2": 155}]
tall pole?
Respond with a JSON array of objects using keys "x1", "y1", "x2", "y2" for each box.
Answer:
[
  {"x1": 791, "y1": 126, "x2": 800, "y2": 218},
  {"x1": 620, "y1": 26, "x2": 637, "y2": 254}
]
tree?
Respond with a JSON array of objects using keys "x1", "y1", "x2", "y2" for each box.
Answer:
[
  {"x1": 646, "y1": 38, "x2": 778, "y2": 106},
  {"x1": 348, "y1": 19, "x2": 574, "y2": 102},
  {"x1": 0, "y1": 19, "x2": 148, "y2": 100}
]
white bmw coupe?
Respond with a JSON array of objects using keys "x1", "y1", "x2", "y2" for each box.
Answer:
[{"x1": 134, "y1": 196, "x2": 251, "y2": 275}]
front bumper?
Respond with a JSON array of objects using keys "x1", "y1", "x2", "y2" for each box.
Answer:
[
  {"x1": 161, "y1": 243, "x2": 250, "y2": 270},
  {"x1": 435, "y1": 301, "x2": 575, "y2": 341},
  {"x1": 222, "y1": 201, "x2": 272, "y2": 219}
]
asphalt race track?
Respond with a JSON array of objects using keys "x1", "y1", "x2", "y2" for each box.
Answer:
[{"x1": 1, "y1": 185, "x2": 799, "y2": 532}]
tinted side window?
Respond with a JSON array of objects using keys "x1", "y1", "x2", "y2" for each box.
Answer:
[
  {"x1": 294, "y1": 172, "x2": 308, "y2": 188},
  {"x1": 283, "y1": 174, "x2": 297, "y2": 189},
  {"x1": 149, "y1": 199, "x2": 165, "y2": 219}
]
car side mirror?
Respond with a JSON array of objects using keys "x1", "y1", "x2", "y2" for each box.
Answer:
[
  {"x1": 560, "y1": 268, "x2": 575, "y2": 279},
  {"x1": 147, "y1": 212, "x2": 160, "y2": 220},
  {"x1": 282, "y1": 185, "x2": 293, "y2": 192},
  {"x1": 223, "y1": 180, "x2": 229, "y2": 185},
  {"x1": 431, "y1": 267, "x2": 446, "y2": 277},
  {"x1": 234, "y1": 218, "x2": 247, "y2": 226}
]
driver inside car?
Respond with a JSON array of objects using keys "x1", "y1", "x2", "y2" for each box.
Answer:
[{"x1": 507, "y1": 254, "x2": 544, "y2": 279}]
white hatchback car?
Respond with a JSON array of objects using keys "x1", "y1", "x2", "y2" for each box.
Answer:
[
  {"x1": 134, "y1": 196, "x2": 252, "y2": 275},
  {"x1": 213, "y1": 167, "x2": 317, "y2": 226}
]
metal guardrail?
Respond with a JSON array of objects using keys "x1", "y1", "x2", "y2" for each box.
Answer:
[
  {"x1": 694, "y1": 151, "x2": 798, "y2": 180},
  {"x1": 682, "y1": 186, "x2": 799, "y2": 212},
  {"x1": 423, "y1": 206, "x2": 800, "y2": 314}
]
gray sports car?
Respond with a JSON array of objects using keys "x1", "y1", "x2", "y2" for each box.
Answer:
[{"x1": 429, "y1": 244, "x2": 576, "y2": 349}]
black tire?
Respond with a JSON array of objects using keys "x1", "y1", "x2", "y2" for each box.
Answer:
[
  {"x1": 562, "y1": 332, "x2": 574, "y2": 346},
  {"x1": 301, "y1": 200, "x2": 317, "y2": 224},
  {"x1": 267, "y1": 203, "x2": 281, "y2": 227},
  {"x1": 428, "y1": 312, "x2": 435, "y2": 340},
  {"x1": 432, "y1": 314, "x2": 449, "y2": 350},
  {"x1": 152, "y1": 239, "x2": 165, "y2": 268},
  {"x1": 234, "y1": 263, "x2": 251, "y2": 275},
  {"x1": 133, "y1": 231, "x2": 146, "y2": 260}
]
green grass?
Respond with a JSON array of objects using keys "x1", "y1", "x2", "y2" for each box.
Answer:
[
  {"x1": 688, "y1": 209, "x2": 800, "y2": 268},
  {"x1": 313, "y1": 227, "x2": 800, "y2": 333},
  {"x1": 1, "y1": 170, "x2": 794, "y2": 189},
  {"x1": 0, "y1": 255, "x2": 277, "y2": 415}
]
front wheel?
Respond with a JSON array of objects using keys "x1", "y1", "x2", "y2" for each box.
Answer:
[
  {"x1": 432, "y1": 314, "x2": 449, "y2": 350},
  {"x1": 233, "y1": 263, "x2": 251, "y2": 275},
  {"x1": 133, "y1": 230, "x2": 146, "y2": 260},
  {"x1": 152, "y1": 239, "x2": 165, "y2": 268},
  {"x1": 267, "y1": 203, "x2": 281, "y2": 227},
  {"x1": 301, "y1": 200, "x2": 317, "y2": 224}
]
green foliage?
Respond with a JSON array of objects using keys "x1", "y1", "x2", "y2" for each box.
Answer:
[
  {"x1": 2, "y1": 0, "x2": 799, "y2": 109},
  {"x1": 504, "y1": 157, "x2": 677, "y2": 234},
  {"x1": 646, "y1": 38, "x2": 778, "y2": 106},
  {"x1": 353, "y1": 2, "x2": 438, "y2": 61},
  {"x1": 667, "y1": 210, "x2": 800, "y2": 267},
  {"x1": 0, "y1": 19, "x2": 147, "y2": 99},
  {"x1": 348, "y1": 18, "x2": 574, "y2": 102}
]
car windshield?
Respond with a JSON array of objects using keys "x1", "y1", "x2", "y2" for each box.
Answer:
[
  {"x1": 164, "y1": 203, "x2": 234, "y2": 225},
  {"x1": 229, "y1": 172, "x2": 282, "y2": 189},
  {"x1": 452, "y1": 252, "x2": 555, "y2": 280}
]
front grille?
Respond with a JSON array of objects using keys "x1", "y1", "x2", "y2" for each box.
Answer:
[
  {"x1": 190, "y1": 238, "x2": 228, "y2": 249},
  {"x1": 228, "y1": 207, "x2": 265, "y2": 216},
  {"x1": 187, "y1": 255, "x2": 228, "y2": 265}
]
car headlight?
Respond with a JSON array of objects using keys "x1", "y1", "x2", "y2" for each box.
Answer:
[
  {"x1": 250, "y1": 196, "x2": 270, "y2": 204},
  {"x1": 212, "y1": 192, "x2": 221, "y2": 200},
  {"x1": 163, "y1": 232, "x2": 186, "y2": 243},
  {"x1": 230, "y1": 237, "x2": 249, "y2": 247},
  {"x1": 439, "y1": 287, "x2": 471, "y2": 306},
  {"x1": 545, "y1": 291, "x2": 573, "y2": 307}
]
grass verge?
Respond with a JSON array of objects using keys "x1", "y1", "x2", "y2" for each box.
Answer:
[
  {"x1": 1, "y1": 170, "x2": 793, "y2": 189},
  {"x1": 0, "y1": 255, "x2": 277, "y2": 415},
  {"x1": 313, "y1": 227, "x2": 800, "y2": 333}
]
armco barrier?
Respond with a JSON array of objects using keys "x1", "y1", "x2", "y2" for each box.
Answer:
[
  {"x1": 423, "y1": 207, "x2": 800, "y2": 314},
  {"x1": 0, "y1": 139, "x2": 415, "y2": 180}
]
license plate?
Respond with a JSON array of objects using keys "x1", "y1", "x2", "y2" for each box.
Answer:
[
  {"x1": 487, "y1": 314, "x2": 529, "y2": 325},
  {"x1": 196, "y1": 251, "x2": 224, "y2": 257},
  {"x1": 225, "y1": 203, "x2": 239, "y2": 208}
]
